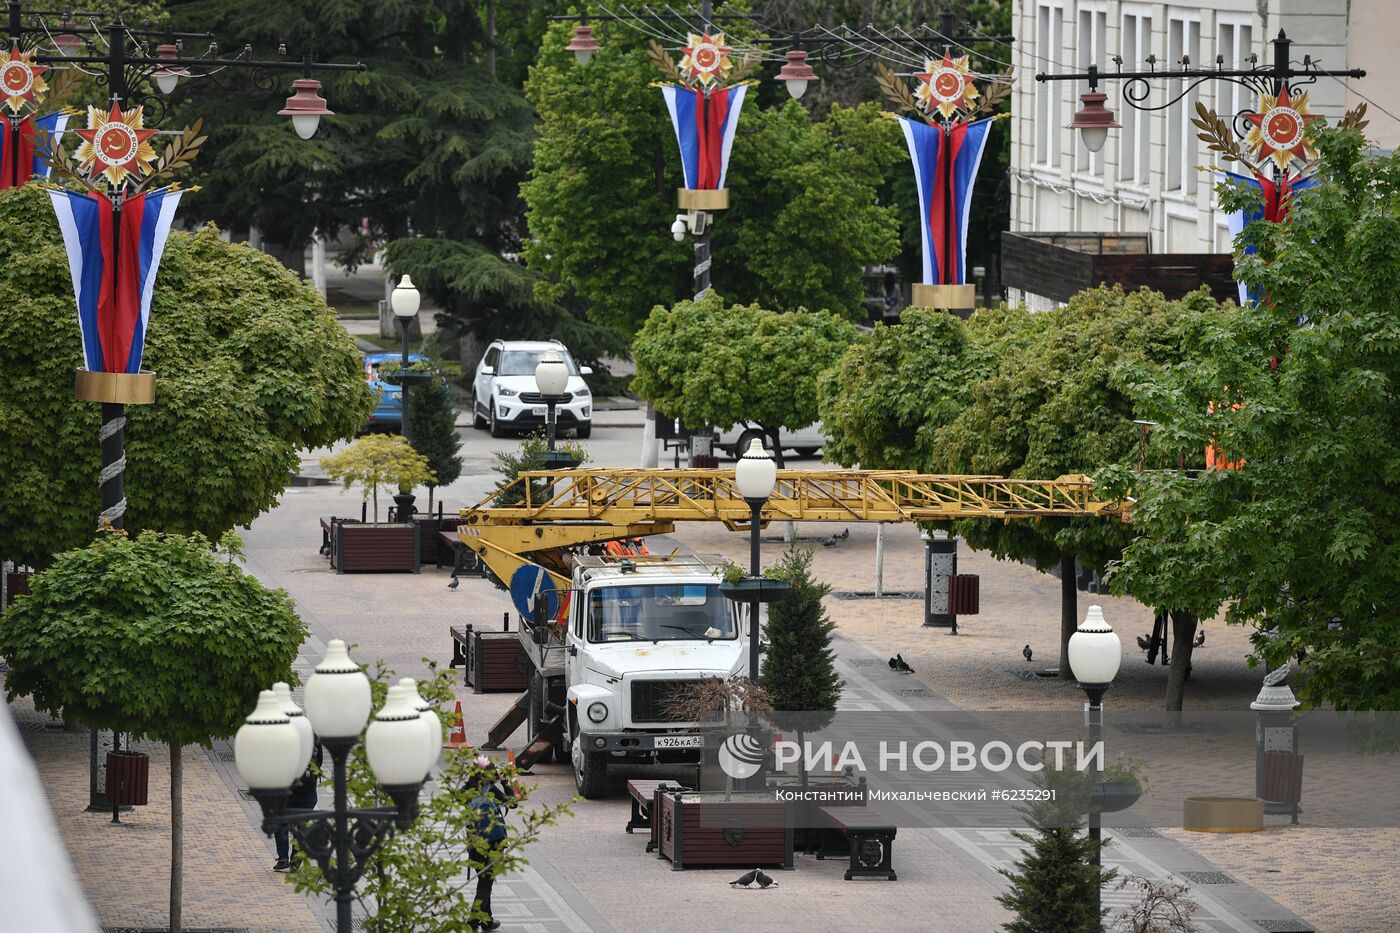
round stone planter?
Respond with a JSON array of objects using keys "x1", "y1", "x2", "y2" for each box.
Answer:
[{"x1": 1183, "y1": 795, "x2": 1264, "y2": 833}]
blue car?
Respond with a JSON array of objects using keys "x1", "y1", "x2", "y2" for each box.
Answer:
[{"x1": 362, "y1": 352, "x2": 427, "y2": 433}]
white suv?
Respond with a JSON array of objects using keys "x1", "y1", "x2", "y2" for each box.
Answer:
[{"x1": 472, "y1": 340, "x2": 593, "y2": 438}]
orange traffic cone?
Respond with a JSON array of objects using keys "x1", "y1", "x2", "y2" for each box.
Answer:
[
  {"x1": 507, "y1": 749, "x2": 516, "y2": 767},
  {"x1": 443, "y1": 701, "x2": 469, "y2": 749}
]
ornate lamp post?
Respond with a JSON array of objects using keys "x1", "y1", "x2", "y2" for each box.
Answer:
[
  {"x1": 734, "y1": 438, "x2": 778, "y2": 679},
  {"x1": 1067, "y1": 604, "x2": 1122, "y2": 921},
  {"x1": 534, "y1": 348, "x2": 570, "y2": 452},
  {"x1": 235, "y1": 640, "x2": 433, "y2": 933},
  {"x1": 390, "y1": 274, "x2": 421, "y2": 447}
]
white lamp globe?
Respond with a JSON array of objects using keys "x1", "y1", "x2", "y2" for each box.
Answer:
[
  {"x1": 303, "y1": 639, "x2": 372, "y2": 739},
  {"x1": 399, "y1": 678, "x2": 442, "y2": 770},
  {"x1": 271, "y1": 681, "x2": 314, "y2": 771},
  {"x1": 1067, "y1": 605, "x2": 1122, "y2": 686},
  {"x1": 291, "y1": 113, "x2": 321, "y2": 140},
  {"x1": 391, "y1": 275, "x2": 421, "y2": 319},
  {"x1": 735, "y1": 438, "x2": 777, "y2": 500},
  {"x1": 1080, "y1": 126, "x2": 1109, "y2": 153},
  {"x1": 535, "y1": 349, "x2": 569, "y2": 397},
  {"x1": 365, "y1": 686, "x2": 432, "y2": 786},
  {"x1": 234, "y1": 690, "x2": 305, "y2": 790},
  {"x1": 785, "y1": 78, "x2": 809, "y2": 100}
]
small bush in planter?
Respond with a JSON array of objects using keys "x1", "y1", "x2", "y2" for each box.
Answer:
[
  {"x1": 491, "y1": 432, "x2": 588, "y2": 507},
  {"x1": 321, "y1": 434, "x2": 434, "y2": 522}
]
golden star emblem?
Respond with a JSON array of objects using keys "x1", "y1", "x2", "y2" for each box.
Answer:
[
  {"x1": 680, "y1": 32, "x2": 733, "y2": 87},
  {"x1": 1243, "y1": 88, "x2": 1320, "y2": 173},
  {"x1": 73, "y1": 103, "x2": 158, "y2": 188},
  {"x1": 915, "y1": 54, "x2": 979, "y2": 120},
  {"x1": 0, "y1": 42, "x2": 48, "y2": 114}
]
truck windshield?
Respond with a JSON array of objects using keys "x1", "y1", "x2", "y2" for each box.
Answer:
[{"x1": 587, "y1": 584, "x2": 736, "y2": 642}]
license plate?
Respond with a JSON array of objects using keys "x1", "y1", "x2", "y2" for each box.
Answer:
[
  {"x1": 532, "y1": 406, "x2": 547, "y2": 416},
  {"x1": 653, "y1": 735, "x2": 703, "y2": 749}
]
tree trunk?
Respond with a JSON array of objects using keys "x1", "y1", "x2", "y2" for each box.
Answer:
[
  {"x1": 1164, "y1": 610, "x2": 1198, "y2": 720},
  {"x1": 797, "y1": 728, "x2": 808, "y2": 790},
  {"x1": 486, "y1": 0, "x2": 497, "y2": 76},
  {"x1": 639, "y1": 404, "x2": 660, "y2": 468},
  {"x1": 170, "y1": 742, "x2": 183, "y2": 933},
  {"x1": 874, "y1": 524, "x2": 885, "y2": 597},
  {"x1": 1059, "y1": 553, "x2": 1077, "y2": 679},
  {"x1": 427, "y1": 485, "x2": 436, "y2": 514}
]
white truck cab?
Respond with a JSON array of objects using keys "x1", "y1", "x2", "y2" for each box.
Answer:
[{"x1": 519, "y1": 554, "x2": 748, "y2": 798}]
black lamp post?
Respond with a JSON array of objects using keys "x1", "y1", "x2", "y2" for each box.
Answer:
[
  {"x1": 1067, "y1": 604, "x2": 1122, "y2": 925},
  {"x1": 534, "y1": 349, "x2": 570, "y2": 452},
  {"x1": 235, "y1": 640, "x2": 435, "y2": 933},
  {"x1": 733, "y1": 438, "x2": 778, "y2": 678}
]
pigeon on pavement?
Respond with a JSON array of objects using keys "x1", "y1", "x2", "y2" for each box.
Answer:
[
  {"x1": 755, "y1": 869, "x2": 779, "y2": 889},
  {"x1": 1022, "y1": 645, "x2": 1033, "y2": 663},
  {"x1": 887, "y1": 656, "x2": 898, "y2": 670},
  {"x1": 1193, "y1": 630, "x2": 1205, "y2": 648},
  {"x1": 893, "y1": 654, "x2": 915, "y2": 674},
  {"x1": 730, "y1": 869, "x2": 758, "y2": 888}
]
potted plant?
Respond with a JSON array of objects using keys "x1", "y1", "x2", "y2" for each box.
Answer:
[
  {"x1": 320, "y1": 435, "x2": 434, "y2": 572},
  {"x1": 1094, "y1": 753, "x2": 1146, "y2": 814}
]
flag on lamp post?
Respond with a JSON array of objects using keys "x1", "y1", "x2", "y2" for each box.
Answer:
[
  {"x1": 897, "y1": 115, "x2": 993, "y2": 286},
  {"x1": 0, "y1": 111, "x2": 69, "y2": 188},
  {"x1": 48, "y1": 186, "x2": 183, "y2": 374},
  {"x1": 660, "y1": 84, "x2": 747, "y2": 190},
  {"x1": 1220, "y1": 170, "x2": 1317, "y2": 307}
]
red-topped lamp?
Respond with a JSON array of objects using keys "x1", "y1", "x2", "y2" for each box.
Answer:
[
  {"x1": 152, "y1": 44, "x2": 187, "y2": 96},
  {"x1": 775, "y1": 49, "x2": 818, "y2": 100},
  {"x1": 566, "y1": 23, "x2": 600, "y2": 65},
  {"x1": 278, "y1": 77, "x2": 334, "y2": 139},
  {"x1": 1067, "y1": 67, "x2": 1120, "y2": 153},
  {"x1": 51, "y1": 21, "x2": 85, "y2": 57}
]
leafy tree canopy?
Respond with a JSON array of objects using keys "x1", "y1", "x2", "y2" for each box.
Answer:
[
  {"x1": 1107, "y1": 126, "x2": 1400, "y2": 710},
  {"x1": 523, "y1": 22, "x2": 904, "y2": 336},
  {"x1": 0, "y1": 186, "x2": 372, "y2": 567},
  {"x1": 321, "y1": 433, "x2": 435, "y2": 522},
  {"x1": 631, "y1": 292, "x2": 858, "y2": 461},
  {"x1": 0, "y1": 531, "x2": 306, "y2": 745}
]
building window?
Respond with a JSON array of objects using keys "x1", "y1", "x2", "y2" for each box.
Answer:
[
  {"x1": 1119, "y1": 11, "x2": 1152, "y2": 185},
  {"x1": 1167, "y1": 15, "x2": 1201, "y2": 193},
  {"x1": 1035, "y1": 2, "x2": 1064, "y2": 167},
  {"x1": 1216, "y1": 19, "x2": 1255, "y2": 171},
  {"x1": 1075, "y1": 4, "x2": 1107, "y2": 175}
]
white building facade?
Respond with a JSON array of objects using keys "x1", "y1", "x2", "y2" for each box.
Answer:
[{"x1": 1008, "y1": 0, "x2": 1393, "y2": 271}]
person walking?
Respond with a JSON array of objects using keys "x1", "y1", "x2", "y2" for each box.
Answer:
[
  {"x1": 467, "y1": 756, "x2": 516, "y2": 931},
  {"x1": 273, "y1": 740, "x2": 322, "y2": 872}
]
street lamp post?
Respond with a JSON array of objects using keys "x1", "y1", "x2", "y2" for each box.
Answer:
[
  {"x1": 1067, "y1": 604, "x2": 1122, "y2": 925},
  {"x1": 235, "y1": 640, "x2": 433, "y2": 933},
  {"x1": 534, "y1": 349, "x2": 570, "y2": 452},
  {"x1": 734, "y1": 438, "x2": 777, "y2": 679},
  {"x1": 390, "y1": 275, "x2": 421, "y2": 448}
]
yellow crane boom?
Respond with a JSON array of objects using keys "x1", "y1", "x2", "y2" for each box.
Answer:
[{"x1": 459, "y1": 468, "x2": 1127, "y2": 590}]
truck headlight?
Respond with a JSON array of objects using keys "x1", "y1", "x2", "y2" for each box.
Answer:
[{"x1": 587, "y1": 701, "x2": 608, "y2": 723}]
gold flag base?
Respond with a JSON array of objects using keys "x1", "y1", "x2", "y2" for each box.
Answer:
[
  {"x1": 677, "y1": 188, "x2": 729, "y2": 211},
  {"x1": 75, "y1": 370, "x2": 156, "y2": 405},
  {"x1": 912, "y1": 284, "x2": 976, "y2": 315}
]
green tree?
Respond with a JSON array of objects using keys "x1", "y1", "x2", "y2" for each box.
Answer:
[
  {"x1": 760, "y1": 547, "x2": 843, "y2": 787},
  {"x1": 997, "y1": 766, "x2": 1115, "y2": 933},
  {"x1": 630, "y1": 292, "x2": 859, "y2": 466},
  {"x1": 290, "y1": 664, "x2": 572, "y2": 930},
  {"x1": 935, "y1": 287, "x2": 1224, "y2": 700},
  {"x1": 321, "y1": 434, "x2": 435, "y2": 522},
  {"x1": 0, "y1": 186, "x2": 371, "y2": 568},
  {"x1": 523, "y1": 22, "x2": 903, "y2": 336},
  {"x1": 1107, "y1": 125, "x2": 1400, "y2": 711},
  {"x1": 0, "y1": 530, "x2": 307, "y2": 933},
  {"x1": 490, "y1": 431, "x2": 588, "y2": 508}
]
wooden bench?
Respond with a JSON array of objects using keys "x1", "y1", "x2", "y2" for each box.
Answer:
[
  {"x1": 625, "y1": 779, "x2": 686, "y2": 839},
  {"x1": 448, "y1": 625, "x2": 471, "y2": 670},
  {"x1": 815, "y1": 806, "x2": 898, "y2": 880}
]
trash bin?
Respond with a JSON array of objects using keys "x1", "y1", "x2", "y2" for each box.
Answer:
[{"x1": 105, "y1": 750, "x2": 149, "y2": 806}]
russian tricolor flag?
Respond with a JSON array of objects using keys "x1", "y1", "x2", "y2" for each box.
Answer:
[
  {"x1": 661, "y1": 84, "x2": 747, "y2": 190},
  {"x1": 0, "y1": 111, "x2": 69, "y2": 188},
  {"x1": 898, "y1": 116, "x2": 993, "y2": 286},
  {"x1": 1220, "y1": 170, "x2": 1317, "y2": 307},
  {"x1": 49, "y1": 187, "x2": 183, "y2": 374}
]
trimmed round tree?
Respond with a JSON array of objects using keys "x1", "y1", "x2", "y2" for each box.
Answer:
[
  {"x1": 760, "y1": 547, "x2": 843, "y2": 787},
  {"x1": 0, "y1": 184, "x2": 373, "y2": 568},
  {"x1": 0, "y1": 530, "x2": 308, "y2": 933}
]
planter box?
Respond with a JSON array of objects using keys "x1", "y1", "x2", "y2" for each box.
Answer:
[
  {"x1": 658, "y1": 791, "x2": 793, "y2": 870},
  {"x1": 719, "y1": 577, "x2": 793, "y2": 604},
  {"x1": 468, "y1": 630, "x2": 531, "y2": 694},
  {"x1": 333, "y1": 522, "x2": 420, "y2": 574},
  {"x1": 416, "y1": 516, "x2": 466, "y2": 566}
]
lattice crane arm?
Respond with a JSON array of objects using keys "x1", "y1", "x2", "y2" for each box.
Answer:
[{"x1": 459, "y1": 468, "x2": 1129, "y2": 593}]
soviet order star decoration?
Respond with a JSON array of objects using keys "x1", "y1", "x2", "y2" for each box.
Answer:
[
  {"x1": 0, "y1": 41, "x2": 47, "y2": 113},
  {"x1": 72, "y1": 103, "x2": 159, "y2": 188}
]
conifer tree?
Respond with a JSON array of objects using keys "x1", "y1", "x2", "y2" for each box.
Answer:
[{"x1": 406, "y1": 369, "x2": 463, "y2": 513}]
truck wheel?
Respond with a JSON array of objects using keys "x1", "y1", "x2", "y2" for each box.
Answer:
[{"x1": 572, "y1": 733, "x2": 609, "y2": 799}]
